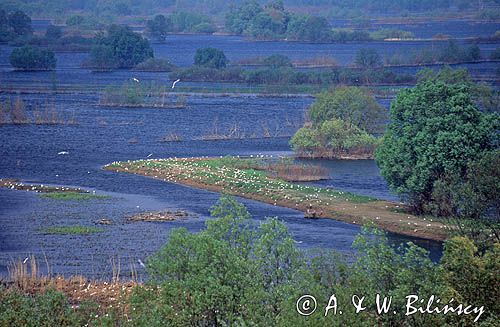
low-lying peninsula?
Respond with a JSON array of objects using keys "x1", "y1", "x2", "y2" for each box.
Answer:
[{"x1": 104, "y1": 157, "x2": 451, "y2": 241}]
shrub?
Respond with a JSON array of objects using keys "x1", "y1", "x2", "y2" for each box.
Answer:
[
  {"x1": 10, "y1": 45, "x2": 56, "y2": 70},
  {"x1": 194, "y1": 47, "x2": 228, "y2": 69},
  {"x1": 134, "y1": 58, "x2": 175, "y2": 72}
]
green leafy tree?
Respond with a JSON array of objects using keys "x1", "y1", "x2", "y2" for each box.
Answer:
[
  {"x1": 355, "y1": 48, "x2": 382, "y2": 69},
  {"x1": 146, "y1": 14, "x2": 172, "y2": 41},
  {"x1": 45, "y1": 24, "x2": 62, "y2": 39},
  {"x1": 10, "y1": 45, "x2": 56, "y2": 70},
  {"x1": 8, "y1": 10, "x2": 32, "y2": 36},
  {"x1": 376, "y1": 76, "x2": 498, "y2": 213},
  {"x1": 89, "y1": 25, "x2": 153, "y2": 69},
  {"x1": 194, "y1": 47, "x2": 228, "y2": 69},
  {"x1": 308, "y1": 86, "x2": 387, "y2": 134},
  {"x1": 263, "y1": 54, "x2": 292, "y2": 68}
]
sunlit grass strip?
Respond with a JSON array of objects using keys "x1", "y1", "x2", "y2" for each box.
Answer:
[
  {"x1": 104, "y1": 157, "x2": 451, "y2": 241},
  {"x1": 39, "y1": 192, "x2": 111, "y2": 200},
  {"x1": 40, "y1": 226, "x2": 104, "y2": 235}
]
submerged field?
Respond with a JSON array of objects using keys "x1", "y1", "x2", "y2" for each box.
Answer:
[{"x1": 105, "y1": 157, "x2": 451, "y2": 241}]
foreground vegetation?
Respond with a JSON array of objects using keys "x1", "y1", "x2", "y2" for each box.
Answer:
[{"x1": 1, "y1": 196, "x2": 499, "y2": 326}]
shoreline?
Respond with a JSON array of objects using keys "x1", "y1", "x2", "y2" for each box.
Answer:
[{"x1": 104, "y1": 157, "x2": 451, "y2": 241}]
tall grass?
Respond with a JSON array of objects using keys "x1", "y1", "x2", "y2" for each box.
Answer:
[{"x1": 0, "y1": 97, "x2": 77, "y2": 125}]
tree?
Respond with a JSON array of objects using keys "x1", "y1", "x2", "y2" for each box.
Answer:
[
  {"x1": 45, "y1": 24, "x2": 62, "y2": 39},
  {"x1": 308, "y1": 86, "x2": 387, "y2": 134},
  {"x1": 376, "y1": 76, "x2": 498, "y2": 213},
  {"x1": 8, "y1": 10, "x2": 32, "y2": 36},
  {"x1": 146, "y1": 14, "x2": 172, "y2": 41},
  {"x1": 262, "y1": 54, "x2": 292, "y2": 68},
  {"x1": 10, "y1": 45, "x2": 56, "y2": 70},
  {"x1": 89, "y1": 25, "x2": 154, "y2": 69},
  {"x1": 355, "y1": 48, "x2": 382, "y2": 69},
  {"x1": 194, "y1": 47, "x2": 228, "y2": 69}
]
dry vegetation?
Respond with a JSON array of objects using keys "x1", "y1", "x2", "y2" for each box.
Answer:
[{"x1": 0, "y1": 97, "x2": 77, "y2": 125}]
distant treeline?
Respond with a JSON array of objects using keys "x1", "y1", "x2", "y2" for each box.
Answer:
[
  {"x1": 225, "y1": 1, "x2": 421, "y2": 42},
  {"x1": 0, "y1": 0, "x2": 493, "y2": 17}
]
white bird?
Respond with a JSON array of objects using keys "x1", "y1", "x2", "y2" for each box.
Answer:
[
  {"x1": 23, "y1": 257, "x2": 29, "y2": 264},
  {"x1": 293, "y1": 240, "x2": 303, "y2": 244},
  {"x1": 132, "y1": 78, "x2": 140, "y2": 83},
  {"x1": 137, "y1": 259, "x2": 146, "y2": 268},
  {"x1": 57, "y1": 151, "x2": 69, "y2": 155},
  {"x1": 172, "y1": 79, "x2": 180, "y2": 89},
  {"x1": 147, "y1": 153, "x2": 153, "y2": 158}
]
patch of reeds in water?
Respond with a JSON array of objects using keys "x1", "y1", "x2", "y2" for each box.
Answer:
[
  {"x1": 0, "y1": 97, "x2": 78, "y2": 125},
  {"x1": 99, "y1": 80, "x2": 187, "y2": 108}
]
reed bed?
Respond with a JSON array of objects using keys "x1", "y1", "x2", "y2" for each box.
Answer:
[{"x1": 0, "y1": 97, "x2": 78, "y2": 125}]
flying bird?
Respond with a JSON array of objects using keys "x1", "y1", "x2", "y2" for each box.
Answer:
[
  {"x1": 147, "y1": 153, "x2": 153, "y2": 158},
  {"x1": 23, "y1": 257, "x2": 29, "y2": 264},
  {"x1": 57, "y1": 151, "x2": 69, "y2": 155},
  {"x1": 137, "y1": 259, "x2": 146, "y2": 268},
  {"x1": 132, "y1": 78, "x2": 140, "y2": 83},
  {"x1": 172, "y1": 79, "x2": 180, "y2": 89}
]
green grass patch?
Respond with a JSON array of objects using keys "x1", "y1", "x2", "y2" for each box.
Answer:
[
  {"x1": 40, "y1": 226, "x2": 104, "y2": 235},
  {"x1": 39, "y1": 192, "x2": 111, "y2": 200}
]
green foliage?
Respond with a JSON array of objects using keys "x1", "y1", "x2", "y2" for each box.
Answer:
[
  {"x1": 355, "y1": 48, "x2": 382, "y2": 69},
  {"x1": 133, "y1": 58, "x2": 175, "y2": 72},
  {"x1": 369, "y1": 28, "x2": 414, "y2": 40},
  {"x1": 290, "y1": 119, "x2": 379, "y2": 157},
  {"x1": 440, "y1": 237, "x2": 500, "y2": 325},
  {"x1": 170, "y1": 11, "x2": 215, "y2": 33},
  {"x1": 9, "y1": 45, "x2": 56, "y2": 70},
  {"x1": 376, "y1": 71, "x2": 499, "y2": 214},
  {"x1": 89, "y1": 25, "x2": 153, "y2": 69},
  {"x1": 146, "y1": 14, "x2": 172, "y2": 40},
  {"x1": 0, "y1": 288, "x2": 93, "y2": 326},
  {"x1": 0, "y1": 9, "x2": 32, "y2": 42},
  {"x1": 45, "y1": 24, "x2": 62, "y2": 39},
  {"x1": 194, "y1": 47, "x2": 228, "y2": 69},
  {"x1": 308, "y1": 86, "x2": 387, "y2": 133},
  {"x1": 262, "y1": 54, "x2": 292, "y2": 68}
]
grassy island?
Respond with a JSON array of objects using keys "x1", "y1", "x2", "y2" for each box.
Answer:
[{"x1": 104, "y1": 157, "x2": 452, "y2": 241}]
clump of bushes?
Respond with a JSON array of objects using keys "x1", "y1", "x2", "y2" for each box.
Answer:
[
  {"x1": 85, "y1": 25, "x2": 153, "y2": 70},
  {"x1": 290, "y1": 86, "x2": 385, "y2": 158},
  {"x1": 9, "y1": 45, "x2": 56, "y2": 70},
  {"x1": 133, "y1": 58, "x2": 176, "y2": 72}
]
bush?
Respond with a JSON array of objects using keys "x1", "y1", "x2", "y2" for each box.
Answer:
[
  {"x1": 262, "y1": 54, "x2": 292, "y2": 68},
  {"x1": 355, "y1": 48, "x2": 382, "y2": 69},
  {"x1": 45, "y1": 24, "x2": 62, "y2": 39},
  {"x1": 308, "y1": 86, "x2": 387, "y2": 134},
  {"x1": 194, "y1": 47, "x2": 228, "y2": 69},
  {"x1": 9, "y1": 45, "x2": 56, "y2": 70},
  {"x1": 290, "y1": 119, "x2": 379, "y2": 158},
  {"x1": 134, "y1": 58, "x2": 175, "y2": 72}
]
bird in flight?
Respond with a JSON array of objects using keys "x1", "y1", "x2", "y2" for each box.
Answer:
[
  {"x1": 132, "y1": 78, "x2": 140, "y2": 83},
  {"x1": 172, "y1": 79, "x2": 180, "y2": 89}
]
